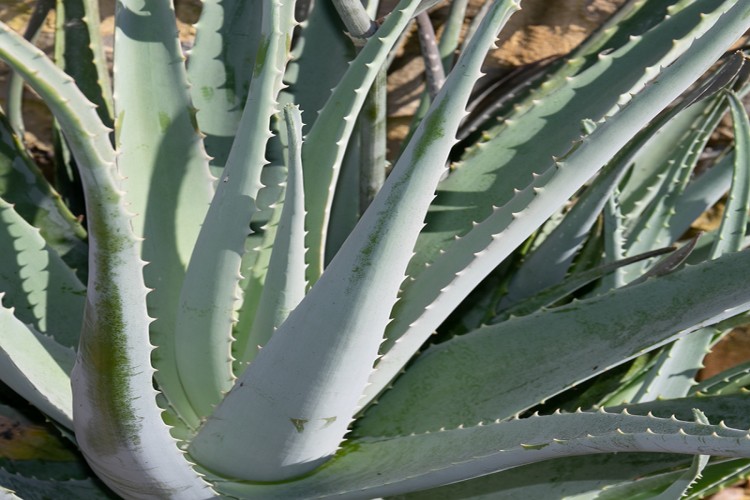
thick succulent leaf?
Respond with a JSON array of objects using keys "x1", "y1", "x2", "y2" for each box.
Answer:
[
  {"x1": 458, "y1": 0, "x2": 680, "y2": 145},
  {"x1": 0, "y1": 199, "x2": 81, "y2": 423},
  {"x1": 357, "y1": 248, "x2": 750, "y2": 437},
  {"x1": 601, "y1": 188, "x2": 627, "y2": 290},
  {"x1": 114, "y1": 0, "x2": 213, "y2": 262},
  {"x1": 69, "y1": 135, "x2": 214, "y2": 497},
  {"x1": 232, "y1": 163, "x2": 288, "y2": 371},
  {"x1": 56, "y1": 0, "x2": 114, "y2": 127},
  {"x1": 589, "y1": 454, "x2": 706, "y2": 500},
  {"x1": 502, "y1": 57, "x2": 740, "y2": 310},
  {"x1": 393, "y1": 398, "x2": 750, "y2": 499},
  {"x1": 692, "y1": 363, "x2": 750, "y2": 396},
  {"x1": 357, "y1": 66, "x2": 387, "y2": 218},
  {"x1": 0, "y1": 304, "x2": 74, "y2": 428},
  {"x1": 438, "y1": 0, "x2": 469, "y2": 71},
  {"x1": 4, "y1": 0, "x2": 53, "y2": 136},
  {"x1": 684, "y1": 458, "x2": 750, "y2": 499},
  {"x1": 301, "y1": 0, "x2": 420, "y2": 282},
  {"x1": 283, "y1": 0, "x2": 354, "y2": 133},
  {"x1": 617, "y1": 105, "x2": 703, "y2": 226},
  {"x1": 188, "y1": 0, "x2": 262, "y2": 172},
  {"x1": 712, "y1": 91, "x2": 750, "y2": 256},
  {"x1": 608, "y1": 412, "x2": 710, "y2": 500},
  {"x1": 495, "y1": 247, "x2": 674, "y2": 323},
  {"x1": 215, "y1": 409, "x2": 750, "y2": 499},
  {"x1": 188, "y1": 0, "x2": 522, "y2": 482},
  {"x1": 0, "y1": 22, "x2": 114, "y2": 238},
  {"x1": 389, "y1": 453, "x2": 689, "y2": 500},
  {"x1": 395, "y1": 396, "x2": 750, "y2": 499},
  {"x1": 0, "y1": 400, "x2": 114, "y2": 498},
  {"x1": 0, "y1": 187, "x2": 85, "y2": 349},
  {"x1": 409, "y1": 0, "x2": 692, "y2": 274},
  {"x1": 362, "y1": 0, "x2": 750, "y2": 407},
  {"x1": 620, "y1": 99, "x2": 725, "y2": 284},
  {"x1": 330, "y1": 0, "x2": 377, "y2": 38},
  {"x1": 112, "y1": 0, "x2": 216, "y2": 430},
  {"x1": 175, "y1": 0, "x2": 295, "y2": 419},
  {"x1": 631, "y1": 328, "x2": 713, "y2": 404},
  {"x1": 0, "y1": 113, "x2": 88, "y2": 279},
  {"x1": 0, "y1": 473, "x2": 109, "y2": 500},
  {"x1": 0, "y1": 10, "x2": 214, "y2": 497},
  {"x1": 630, "y1": 90, "x2": 750, "y2": 403},
  {"x1": 0, "y1": 457, "x2": 113, "y2": 499},
  {"x1": 497, "y1": 150, "x2": 629, "y2": 311},
  {"x1": 665, "y1": 150, "x2": 733, "y2": 247},
  {"x1": 395, "y1": 456, "x2": 750, "y2": 500},
  {"x1": 325, "y1": 128, "x2": 362, "y2": 263},
  {"x1": 240, "y1": 105, "x2": 307, "y2": 364}
]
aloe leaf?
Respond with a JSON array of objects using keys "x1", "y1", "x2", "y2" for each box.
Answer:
[
  {"x1": 415, "y1": 458, "x2": 749, "y2": 500},
  {"x1": 284, "y1": 0, "x2": 353, "y2": 132},
  {"x1": 439, "y1": 0, "x2": 468, "y2": 71},
  {"x1": 240, "y1": 105, "x2": 307, "y2": 364},
  {"x1": 189, "y1": 0, "x2": 522, "y2": 482},
  {"x1": 188, "y1": 0, "x2": 262, "y2": 173},
  {"x1": 388, "y1": 453, "x2": 690, "y2": 500},
  {"x1": 618, "y1": 50, "x2": 744, "y2": 221},
  {"x1": 5, "y1": 0, "x2": 53, "y2": 137},
  {"x1": 712, "y1": 91, "x2": 750, "y2": 256},
  {"x1": 69, "y1": 118, "x2": 214, "y2": 497},
  {"x1": 0, "y1": 12, "x2": 213, "y2": 498},
  {"x1": 112, "y1": 0, "x2": 219, "y2": 434},
  {"x1": 618, "y1": 99, "x2": 713, "y2": 221},
  {"x1": 302, "y1": 0, "x2": 421, "y2": 283},
  {"x1": 412, "y1": 0, "x2": 689, "y2": 274},
  {"x1": 362, "y1": 0, "x2": 750, "y2": 407},
  {"x1": 664, "y1": 149, "x2": 734, "y2": 246},
  {"x1": 325, "y1": 127, "x2": 361, "y2": 263},
  {"x1": 52, "y1": 0, "x2": 114, "y2": 223},
  {"x1": 113, "y1": 0, "x2": 215, "y2": 262},
  {"x1": 631, "y1": 90, "x2": 750, "y2": 403},
  {"x1": 56, "y1": 0, "x2": 114, "y2": 127},
  {"x1": 0, "y1": 401, "x2": 114, "y2": 497},
  {"x1": 0, "y1": 473, "x2": 108, "y2": 500},
  {"x1": 600, "y1": 411, "x2": 710, "y2": 500},
  {"x1": 685, "y1": 461, "x2": 750, "y2": 499},
  {"x1": 0, "y1": 113, "x2": 87, "y2": 279},
  {"x1": 0, "y1": 21, "x2": 113, "y2": 210},
  {"x1": 396, "y1": 413, "x2": 745, "y2": 499},
  {"x1": 331, "y1": 0, "x2": 377, "y2": 38},
  {"x1": 590, "y1": 454, "x2": 707, "y2": 500},
  {"x1": 0, "y1": 20, "x2": 117, "y2": 362},
  {"x1": 358, "y1": 66, "x2": 387, "y2": 216},
  {"x1": 387, "y1": 397, "x2": 750, "y2": 499},
  {"x1": 502, "y1": 56, "x2": 740, "y2": 310},
  {"x1": 497, "y1": 150, "x2": 628, "y2": 311},
  {"x1": 621, "y1": 98, "x2": 726, "y2": 284},
  {"x1": 495, "y1": 247, "x2": 674, "y2": 323},
  {"x1": 232, "y1": 164, "x2": 288, "y2": 370},
  {"x1": 693, "y1": 362, "x2": 750, "y2": 396},
  {"x1": 632, "y1": 330, "x2": 716, "y2": 404},
  {"x1": 216, "y1": 409, "x2": 750, "y2": 499},
  {"x1": 357, "y1": 248, "x2": 750, "y2": 437},
  {"x1": 51, "y1": 0, "x2": 114, "y2": 224},
  {"x1": 0, "y1": 303, "x2": 74, "y2": 428},
  {"x1": 0, "y1": 197, "x2": 84, "y2": 348},
  {"x1": 175, "y1": 0, "x2": 294, "y2": 418},
  {"x1": 601, "y1": 188, "x2": 627, "y2": 290}
]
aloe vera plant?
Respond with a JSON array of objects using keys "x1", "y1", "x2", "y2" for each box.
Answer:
[{"x1": 3, "y1": 0, "x2": 750, "y2": 497}]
